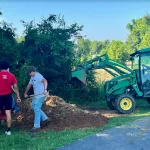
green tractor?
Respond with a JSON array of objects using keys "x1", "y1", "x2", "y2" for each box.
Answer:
[{"x1": 70, "y1": 48, "x2": 150, "y2": 114}]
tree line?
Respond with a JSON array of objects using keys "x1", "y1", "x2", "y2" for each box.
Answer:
[{"x1": 76, "y1": 14, "x2": 150, "y2": 64}]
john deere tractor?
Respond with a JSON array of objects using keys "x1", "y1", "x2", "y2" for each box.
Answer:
[{"x1": 70, "y1": 48, "x2": 150, "y2": 114}]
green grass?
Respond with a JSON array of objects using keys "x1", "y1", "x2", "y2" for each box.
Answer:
[
  {"x1": 0, "y1": 127, "x2": 98, "y2": 150},
  {"x1": 0, "y1": 99, "x2": 150, "y2": 150}
]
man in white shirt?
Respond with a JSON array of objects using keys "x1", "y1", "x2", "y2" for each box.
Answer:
[{"x1": 24, "y1": 66, "x2": 49, "y2": 132}]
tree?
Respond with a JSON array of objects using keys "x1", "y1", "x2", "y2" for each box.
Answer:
[
  {"x1": 76, "y1": 38, "x2": 110, "y2": 65},
  {"x1": 99, "y1": 40, "x2": 110, "y2": 55},
  {"x1": 107, "y1": 40, "x2": 127, "y2": 63},
  {"x1": 75, "y1": 38, "x2": 91, "y2": 63},
  {"x1": 90, "y1": 40, "x2": 108, "y2": 55},
  {"x1": 19, "y1": 14, "x2": 83, "y2": 91},
  {"x1": 126, "y1": 14, "x2": 150, "y2": 53},
  {"x1": 16, "y1": 36, "x2": 25, "y2": 43},
  {"x1": 0, "y1": 21, "x2": 18, "y2": 71},
  {"x1": 140, "y1": 32, "x2": 150, "y2": 48}
]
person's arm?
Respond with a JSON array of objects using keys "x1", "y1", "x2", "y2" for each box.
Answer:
[
  {"x1": 13, "y1": 84, "x2": 21, "y2": 102},
  {"x1": 41, "y1": 78, "x2": 48, "y2": 94},
  {"x1": 24, "y1": 84, "x2": 32, "y2": 97}
]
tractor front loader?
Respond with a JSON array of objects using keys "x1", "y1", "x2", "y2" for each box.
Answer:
[{"x1": 70, "y1": 48, "x2": 150, "y2": 114}]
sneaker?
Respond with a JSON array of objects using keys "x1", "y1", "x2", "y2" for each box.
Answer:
[
  {"x1": 30, "y1": 127, "x2": 40, "y2": 132},
  {"x1": 41, "y1": 119, "x2": 50, "y2": 127},
  {"x1": 5, "y1": 131, "x2": 11, "y2": 135}
]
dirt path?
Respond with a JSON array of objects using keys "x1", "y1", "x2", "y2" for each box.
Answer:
[{"x1": 79, "y1": 106, "x2": 129, "y2": 118}]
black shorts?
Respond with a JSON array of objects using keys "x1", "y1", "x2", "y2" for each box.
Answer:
[{"x1": 0, "y1": 93, "x2": 12, "y2": 110}]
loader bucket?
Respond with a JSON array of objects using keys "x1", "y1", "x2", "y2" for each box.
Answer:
[{"x1": 70, "y1": 69, "x2": 87, "y2": 85}]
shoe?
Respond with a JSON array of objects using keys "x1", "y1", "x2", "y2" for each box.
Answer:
[
  {"x1": 41, "y1": 119, "x2": 50, "y2": 127},
  {"x1": 30, "y1": 127, "x2": 40, "y2": 132},
  {"x1": 5, "y1": 131, "x2": 11, "y2": 135}
]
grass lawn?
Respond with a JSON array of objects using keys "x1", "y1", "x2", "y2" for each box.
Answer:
[{"x1": 0, "y1": 99, "x2": 150, "y2": 150}]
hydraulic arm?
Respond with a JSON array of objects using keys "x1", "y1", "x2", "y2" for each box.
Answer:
[{"x1": 71, "y1": 54, "x2": 133, "y2": 84}]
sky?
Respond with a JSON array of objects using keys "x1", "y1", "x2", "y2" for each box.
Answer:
[{"x1": 0, "y1": 1, "x2": 150, "y2": 41}]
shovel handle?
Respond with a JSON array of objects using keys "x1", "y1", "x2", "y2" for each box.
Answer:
[
  {"x1": 28, "y1": 93, "x2": 43, "y2": 97},
  {"x1": 27, "y1": 91, "x2": 49, "y2": 98}
]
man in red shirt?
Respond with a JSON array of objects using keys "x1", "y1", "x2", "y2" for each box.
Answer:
[{"x1": 0, "y1": 60, "x2": 21, "y2": 135}]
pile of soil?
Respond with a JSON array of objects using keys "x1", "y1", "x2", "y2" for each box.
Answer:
[{"x1": 14, "y1": 95, "x2": 109, "y2": 131}]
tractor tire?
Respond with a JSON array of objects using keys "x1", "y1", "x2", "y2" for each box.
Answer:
[
  {"x1": 115, "y1": 94, "x2": 136, "y2": 114},
  {"x1": 107, "y1": 99, "x2": 116, "y2": 110},
  {"x1": 146, "y1": 98, "x2": 150, "y2": 104}
]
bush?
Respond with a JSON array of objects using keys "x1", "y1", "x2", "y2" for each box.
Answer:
[{"x1": 51, "y1": 79, "x2": 105, "y2": 105}]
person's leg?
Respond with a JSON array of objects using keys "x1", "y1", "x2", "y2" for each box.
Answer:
[
  {"x1": 40, "y1": 109, "x2": 49, "y2": 127},
  {"x1": 31, "y1": 96, "x2": 48, "y2": 131},
  {"x1": 40, "y1": 96, "x2": 49, "y2": 127},
  {"x1": 5, "y1": 110, "x2": 11, "y2": 128},
  {"x1": 40, "y1": 110, "x2": 48, "y2": 121},
  {"x1": 40, "y1": 96, "x2": 48, "y2": 121},
  {"x1": 4, "y1": 94, "x2": 12, "y2": 135},
  {"x1": 32, "y1": 97, "x2": 42, "y2": 129},
  {"x1": 5, "y1": 110, "x2": 11, "y2": 135}
]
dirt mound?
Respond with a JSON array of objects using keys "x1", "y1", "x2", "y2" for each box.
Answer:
[{"x1": 14, "y1": 95, "x2": 109, "y2": 131}]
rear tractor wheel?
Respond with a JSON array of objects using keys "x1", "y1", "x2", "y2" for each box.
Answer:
[{"x1": 115, "y1": 94, "x2": 136, "y2": 114}]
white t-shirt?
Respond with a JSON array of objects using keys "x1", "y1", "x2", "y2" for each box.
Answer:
[{"x1": 29, "y1": 72, "x2": 44, "y2": 95}]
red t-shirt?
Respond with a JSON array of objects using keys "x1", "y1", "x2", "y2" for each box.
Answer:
[{"x1": 0, "y1": 71, "x2": 17, "y2": 95}]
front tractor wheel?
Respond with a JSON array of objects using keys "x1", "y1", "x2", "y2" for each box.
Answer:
[{"x1": 115, "y1": 94, "x2": 136, "y2": 114}]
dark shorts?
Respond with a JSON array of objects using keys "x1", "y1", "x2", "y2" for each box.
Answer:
[{"x1": 0, "y1": 93, "x2": 12, "y2": 110}]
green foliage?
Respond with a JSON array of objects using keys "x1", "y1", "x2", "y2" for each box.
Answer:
[
  {"x1": 16, "y1": 36, "x2": 25, "y2": 43},
  {"x1": 75, "y1": 38, "x2": 92, "y2": 63},
  {"x1": 107, "y1": 40, "x2": 128, "y2": 63},
  {"x1": 18, "y1": 15, "x2": 83, "y2": 94},
  {"x1": 126, "y1": 14, "x2": 150, "y2": 53},
  {"x1": 0, "y1": 21, "x2": 19, "y2": 71},
  {"x1": 75, "y1": 38, "x2": 110, "y2": 65},
  {"x1": 15, "y1": 63, "x2": 29, "y2": 91},
  {"x1": 54, "y1": 75, "x2": 105, "y2": 105},
  {"x1": 140, "y1": 31, "x2": 150, "y2": 48}
]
